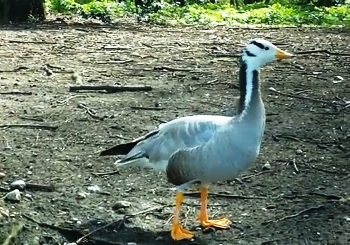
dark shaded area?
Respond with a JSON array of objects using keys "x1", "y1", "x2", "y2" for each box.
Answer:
[{"x1": 0, "y1": 0, "x2": 45, "y2": 23}]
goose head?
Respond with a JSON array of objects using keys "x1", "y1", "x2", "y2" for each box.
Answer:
[{"x1": 242, "y1": 38, "x2": 293, "y2": 69}]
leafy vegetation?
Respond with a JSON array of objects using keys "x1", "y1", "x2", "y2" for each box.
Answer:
[{"x1": 47, "y1": 0, "x2": 350, "y2": 26}]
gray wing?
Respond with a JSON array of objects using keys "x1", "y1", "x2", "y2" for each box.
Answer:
[{"x1": 115, "y1": 115, "x2": 232, "y2": 171}]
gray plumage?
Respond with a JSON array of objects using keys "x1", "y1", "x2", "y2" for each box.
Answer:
[{"x1": 100, "y1": 38, "x2": 292, "y2": 190}]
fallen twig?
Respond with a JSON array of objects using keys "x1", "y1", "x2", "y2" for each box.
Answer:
[
  {"x1": 2, "y1": 222, "x2": 24, "y2": 245},
  {"x1": 295, "y1": 49, "x2": 350, "y2": 56},
  {"x1": 77, "y1": 103, "x2": 104, "y2": 120},
  {"x1": 264, "y1": 205, "x2": 325, "y2": 225},
  {"x1": 76, "y1": 205, "x2": 163, "y2": 244},
  {"x1": 0, "y1": 91, "x2": 32, "y2": 95},
  {"x1": 8, "y1": 40, "x2": 56, "y2": 45},
  {"x1": 0, "y1": 66, "x2": 29, "y2": 73},
  {"x1": 273, "y1": 133, "x2": 341, "y2": 147},
  {"x1": 56, "y1": 95, "x2": 87, "y2": 105},
  {"x1": 153, "y1": 66, "x2": 191, "y2": 72},
  {"x1": 92, "y1": 170, "x2": 119, "y2": 176},
  {"x1": 292, "y1": 159, "x2": 299, "y2": 173},
  {"x1": 0, "y1": 124, "x2": 58, "y2": 131},
  {"x1": 130, "y1": 106, "x2": 164, "y2": 111},
  {"x1": 10, "y1": 181, "x2": 55, "y2": 192},
  {"x1": 97, "y1": 59, "x2": 133, "y2": 65},
  {"x1": 69, "y1": 85, "x2": 152, "y2": 93},
  {"x1": 269, "y1": 88, "x2": 345, "y2": 106},
  {"x1": 240, "y1": 170, "x2": 272, "y2": 180},
  {"x1": 184, "y1": 191, "x2": 265, "y2": 200},
  {"x1": 18, "y1": 116, "x2": 44, "y2": 122}
]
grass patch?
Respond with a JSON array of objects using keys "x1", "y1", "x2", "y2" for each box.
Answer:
[{"x1": 47, "y1": 0, "x2": 350, "y2": 26}]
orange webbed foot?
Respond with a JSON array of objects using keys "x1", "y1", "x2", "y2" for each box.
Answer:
[
  {"x1": 199, "y1": 216, "x2": 231, "y2": 229},
  {"x1": 171, "y1": 223, "x2": 194, "y2": 241}
]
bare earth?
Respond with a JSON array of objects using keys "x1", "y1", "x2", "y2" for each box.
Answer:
[{"x1": 0, "y1": 19, "x2": 349, "y2": 245}]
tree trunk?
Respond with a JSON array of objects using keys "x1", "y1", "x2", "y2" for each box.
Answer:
[{"x1": 0, "y1": 0, "x2": 45, "y2": 23}]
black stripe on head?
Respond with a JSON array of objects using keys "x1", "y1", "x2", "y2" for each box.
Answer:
[
  {"x1": 250, "y1": 40, "x2": 265, "y2": 50},
  {"x1": 245, "y1": 50, "x2": 256, "y2": 57}
]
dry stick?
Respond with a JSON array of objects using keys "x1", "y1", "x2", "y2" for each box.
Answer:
[
  {"x1": 96, "y1": 59, "x2": 134, "y2": 65},
  {"x1": 0, "y1": 67, "x2": 29, "y2": 73},
  {"x1": 21, "y1": 182, "x2": 55, "y2": 192},
  {"x1": 92, "y1": 170, "x2": 119, "y2": 176},
  {"x1": 8, "y1": 40, "x2": 56, "y2": 45},
  {"x1": 292, "y1": 159, "x2": 300, "y2": 173},
  {"x1": 295, "y1": 49, "x2": 350, "y2": 56},
  {"x1": 184, "y1": 191, "x2": 265, "y2": 200},
  {"x1": 130, "y1": 106, "x2": 164, "y2": 111},
  {"x1": 69, "y1": 85, "x2": 152, "y2": 93},
  {"x1": 240, "y1": 170, "x2": 272, "y2": 180},
  {"x1": 0, "y1": 91, "x2": 32, "y2": 95},
  {"x1": 153, "y1": 66, "x2": 191, "y2": 72},
  {"x1": 77, "y1": 103, "x2": 104, "y2": 120},
  {"x1": 264, "y1": 205, "x2": 325, "y2": 225},
  {"x1": 2, "y1": 222, "x2": 24, "y2": 245},
  {"x1": 269, "y1": 88, "x2": 344, "y2": 106},
  {"x1": 75, "y1": 205, "x2": 164, "y2": 244},
  {"x1": 0, "y1": 124, "x2": 58, "y2": 131}
]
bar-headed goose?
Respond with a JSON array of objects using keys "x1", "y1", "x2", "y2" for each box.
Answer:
[{"x1": 100, "y1": 38, "x2": 293, "y2": 240}]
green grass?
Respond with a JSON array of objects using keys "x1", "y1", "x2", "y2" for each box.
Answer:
[{"x1": 47, "y1": 0, "x2": 350, "y2": 26}]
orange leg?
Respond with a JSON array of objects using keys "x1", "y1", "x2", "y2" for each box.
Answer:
[
  {"x1": 170, "y1": 192, "x2": 194, "y2": 241},
  {"x1": 198, "y1": 187, "x2": 231, "y2": 228}
]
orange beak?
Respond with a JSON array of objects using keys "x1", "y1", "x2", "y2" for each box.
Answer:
[{"x1": 275, "y1": 48, "x2": 293, "y2": 59}]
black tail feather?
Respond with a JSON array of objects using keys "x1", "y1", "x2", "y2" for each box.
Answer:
[
  {"x1": 99, "y1": 129, "x2": 159, "y2": 157},
  {"x1": 99, "y1": 141, "x2": 138, "y2": 156}
]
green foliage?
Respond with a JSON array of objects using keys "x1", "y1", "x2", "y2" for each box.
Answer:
[
  {"x1": 48, "y1": 0, "x2": 81, "y2": 13},
  {"x1": 46, "y1": 0, "x2": 350, "y2": 26},
  {"x1": 149, "y1": 1, "x2": 350, "y2": 26}
]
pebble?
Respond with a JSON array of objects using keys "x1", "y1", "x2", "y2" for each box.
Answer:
[
  {"x1": 127, "y1": 242, "x2": 137, "y2": 245},
  {"x1": 0, "y1": 206, "x2": 9, "y2": 219},
  {"x1": 76, "y1": 192, "x2": 87, "y2": 200},
  {"x1": 112, "y1": 200, "x2": 132, "y2": 210},
  {"x1": 24, "y1": 193, "x2": 33, "y2": 201},
  {"x1": 10, "y1": 180, "x2": 26, "y2": 191},
  {"x1": 87, "y1": 185, "x2": 100, "y2": 193},
  {"x1": 262, "y1": 162, "x2": 271, "y2": 170},
  {"x1": 155, "y1": 236, "x2": 164, "y2": 241},
  {"x1": 296, "y1": 149, "x2": 303, "y2": 155},
  {"x1": 4, "y1": 189, "x2": 21, "y2": 202},
  {"x1": 0, "y1": 172, "x2": 5, "y2": 178}
]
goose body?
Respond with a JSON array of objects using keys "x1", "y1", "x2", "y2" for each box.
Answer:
[{"x1": 100, "y1": 38, "x2": 293, "y2": 240}]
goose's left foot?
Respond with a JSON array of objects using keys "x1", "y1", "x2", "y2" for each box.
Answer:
[{"x1": 198, "y1": 186, "x2": 231, "y2": 229}]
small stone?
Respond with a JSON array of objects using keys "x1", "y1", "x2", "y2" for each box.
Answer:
[
  {"x1": 9, "y1": 180, "x2": 26, "y2": 191},
  {"x1": 296, "y1": 149, "x2": 303, "y2": 155},
  {"x1": 4, "y1": 189, "x2": 21, "y2": 202},
  {"x1": 112, "y1": 200, "x2": 132, "y2": 210},
  {"x1": 0, "y1": 172, "x2": 5, "y2": 178},
  {"x1": 76, "y1": 192, "x2": 87, "y2": 200},
  {"x1": 87, "y1": 185, "x2": 100, "y2": 193},
  {"x1": 127, "y1": 242, "x2": 137, "y2": 245},
  {"x1": 3, "y1": 145, "x2": 12, "y2": 150},
  {"x1": 0, "y1": 206, "x2": 9, "y2": 219},
  {"x1": 24, "y1": 194, "x2": 33, "y2": 201},
  {"x1": 262, "y1": 162, "x2": 271, "y2": 170},
  {"x1": 155, "y1": 236, "x2": 164, "y2": 241},
  {"x1": 333, "y1": 75, "x2": 344, "y2": 84}
]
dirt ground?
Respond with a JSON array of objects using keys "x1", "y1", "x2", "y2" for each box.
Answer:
[{"x1": 0, "y1": 19, "x2": 349, "y2": 245}]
